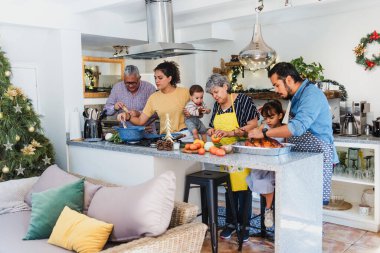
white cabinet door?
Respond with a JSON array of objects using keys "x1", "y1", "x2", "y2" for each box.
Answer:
[{"x1": 10, "y1": 65, "x2": 39, "y2": 113}]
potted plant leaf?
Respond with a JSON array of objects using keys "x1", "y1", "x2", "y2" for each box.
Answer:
[{"x1": 290, "y1": 56, "x2": 324, "y2": 83}]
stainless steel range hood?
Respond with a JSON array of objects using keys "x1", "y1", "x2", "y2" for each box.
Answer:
[{"x1": 114, "y1": 0, "x2": 216, "y2": 60}]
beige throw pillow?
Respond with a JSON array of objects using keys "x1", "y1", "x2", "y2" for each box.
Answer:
[
  {"x1": 87, "y1": 171, "x2": 176, "y2": 242},
  {"x1": 24, "y1": 165, "x2": 102, "y2": 213}
]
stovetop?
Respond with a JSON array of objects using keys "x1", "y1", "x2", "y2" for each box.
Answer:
[{"x1": 123, "y1": 139, "x2": 157, "y2": 148}]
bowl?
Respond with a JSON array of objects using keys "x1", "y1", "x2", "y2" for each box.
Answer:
[{"x1": 114, "y1": 126, "x2": 145, "y2": 142}]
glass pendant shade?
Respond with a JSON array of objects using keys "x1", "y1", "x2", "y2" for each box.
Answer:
[{"x1": 238, "y1": 13, "x2": 277, "y2": 71}]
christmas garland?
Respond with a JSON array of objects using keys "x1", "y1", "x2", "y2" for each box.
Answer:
[
  {"x1": 318, "y1": 79, "x2": 348, "y2": 102},
  {"x1": 354, "y1": 30, "x2": 380, "y2": 70}
]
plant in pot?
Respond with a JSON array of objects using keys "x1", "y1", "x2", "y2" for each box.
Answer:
[
  {"x1": 290, "y1": 56, "x2": 324, "y2": 83},
  {"x1": 290, "y1": 57, "x2": 348, "y2": 101}
]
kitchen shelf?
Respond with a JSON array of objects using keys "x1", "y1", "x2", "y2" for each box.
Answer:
[
  {"x1": 325, "y1": 141, "x2": 379, "y2": 232},
  {"x1": 332, "y1": 175, "x2": 374, "y2": 186},
  {"x1": 323, "y1": 202, "x2": 376, "y2": 231}
]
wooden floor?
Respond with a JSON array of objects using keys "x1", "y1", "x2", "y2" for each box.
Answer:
[{"x1": 201, "y1": 222, "x2": 380, "y2": 253}]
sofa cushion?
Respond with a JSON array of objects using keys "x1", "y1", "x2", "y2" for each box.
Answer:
[
  {"x1": 48, "y1": 206, "x2": 113, "y2": 253},
  {"x1": 87, "y1": 171, "x2": 176, "y2": 242},
  {"x1": 24, "y1": 164, "x2": 102, "y2": 213},
  {"x1": 23, "y1": 179, "x2": 84, "y2": 240},
  {"x1": 0, "y1": 177, "x2": 38, "y2": 215},
  {"x1": 0, "y1": 211, "x2": 70, "y2": 253}
]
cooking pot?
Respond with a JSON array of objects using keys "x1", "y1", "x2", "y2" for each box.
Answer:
[
  {"x1": 114, "y1": 126, "x2": 145, "y2": 142},
  {"x1": 372, "y1": 117, "x2": 380, "y2": 137}
]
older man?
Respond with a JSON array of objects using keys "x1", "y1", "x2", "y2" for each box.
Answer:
[{"x1": 104, "y1": 65, "x2": 157, "y2": 131}]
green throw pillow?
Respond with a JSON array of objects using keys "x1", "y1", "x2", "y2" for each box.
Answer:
[{"x1": 23, "y1": 178, "x2": 84, "y2": 240}]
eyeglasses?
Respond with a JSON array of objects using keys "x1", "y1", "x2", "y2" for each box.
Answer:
[{"x1": 125, "y1": 81, "x2": 138, "y2": 86}]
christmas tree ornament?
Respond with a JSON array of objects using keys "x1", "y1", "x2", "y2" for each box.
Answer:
[
  {"x1": 15, "y1": 135, "x2": 20, "y2": 141},
  {"x1": 42, "y1": 155, "x2": 51, "y2": 165},
  {"x1": 4, "y1": 70, "x2": 11, "y2": 77},
  {"x1": 0, "y1": 112, "x2": 3, "y2": 119},
  {"x1": 26, "y1": 105, "x2": 31, "y2": 111},
  {"x1": 21, "y1": 145, "x2": 36, "y2": 155},
  {"x1": 163, "y1": 113, "x2": 174, "y2": 142},
  {"x1": 16, "y1": 164, "x2": 26, "y2": 175},
  {"x1": 31, "y1": 139, "x2": 42, "y2": 147},
  {"x1": 2, "y1": 166, "x2": 10, "y2": 174},
  {"x1": 28, "y1": 126, "x2": 35, "y2": 132},
  {"x1": 3, "y1": 140, "x2": 13, "y2": 151},
  {"x1": 14, "y1": 103, "x2": 22, "y2": 113}
]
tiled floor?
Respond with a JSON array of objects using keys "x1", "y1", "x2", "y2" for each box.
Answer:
[{"x1": 201, "y1": 222, "x2": 380, "y2": 252}]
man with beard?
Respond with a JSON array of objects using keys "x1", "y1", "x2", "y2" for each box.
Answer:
[{"x1": 248, "y1": 62, "x2": 338, "y2": 205}]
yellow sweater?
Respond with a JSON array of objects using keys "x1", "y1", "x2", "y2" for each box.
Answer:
[{"x1": 143, "y1": 87, "x2": 190, "y2": 134}]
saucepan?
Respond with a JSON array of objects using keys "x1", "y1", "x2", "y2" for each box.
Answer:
[{"x1": 114, "y1": 126, "x2": 145, "y2": 142}]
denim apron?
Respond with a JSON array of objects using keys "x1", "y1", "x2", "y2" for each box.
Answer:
[
  {"x1": 214, "y1": 94, "x2": 250, "y2": 191},
  {"x1": 287, "y1": 82, "x2": 334, "y2": 203}
]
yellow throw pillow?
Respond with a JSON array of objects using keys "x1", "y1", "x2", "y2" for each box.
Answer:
[{"x1": 48, "y1": 206, "x2": 113, "y2": 253}]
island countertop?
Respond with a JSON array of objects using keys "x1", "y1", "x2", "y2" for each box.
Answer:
[{"x1": 67, "y1": 139, "x2": 321, "y2": 171}]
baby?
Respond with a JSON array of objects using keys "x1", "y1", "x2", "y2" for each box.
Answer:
[{"x1": 185, "y1": 85, "x2": 211, "y2": 142}]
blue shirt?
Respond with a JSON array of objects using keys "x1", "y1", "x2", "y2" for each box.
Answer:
[{"x1": 288, "y1": 79, "x2": 338, "y2": 163}]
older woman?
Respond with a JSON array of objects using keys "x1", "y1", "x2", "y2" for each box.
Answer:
[
  {"x1": 118, "y1": 61, "x2": 189, "y2": 134},
  {"x1": 206, "y1": 73, "x2": 259, "y2": 242}
]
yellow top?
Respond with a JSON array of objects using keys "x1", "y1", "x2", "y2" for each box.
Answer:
[{"x1": 143, "y1": 87, "x2": 190, "y2": 134}]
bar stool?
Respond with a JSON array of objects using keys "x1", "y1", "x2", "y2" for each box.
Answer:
[{"x1": 184, "y1": 170, "x2": 240, "y2": 253}]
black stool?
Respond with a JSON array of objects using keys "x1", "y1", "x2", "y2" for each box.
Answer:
[{"x1": 184, "y1": 170, "x2": 240, "y2": 253}]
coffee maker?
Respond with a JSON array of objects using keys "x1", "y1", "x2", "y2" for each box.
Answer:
[{"x1": 352, "y1": 101, "x2": 370, "y2": 135}]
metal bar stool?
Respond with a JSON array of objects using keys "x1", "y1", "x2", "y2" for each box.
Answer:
[{"x1": 184, "y1": 170, "x2": 240, "y2": 253}]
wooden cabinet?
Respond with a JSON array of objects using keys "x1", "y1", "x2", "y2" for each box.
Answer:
[{"x1": 323, "y1": 140, "x2": 379, "y2": 232}]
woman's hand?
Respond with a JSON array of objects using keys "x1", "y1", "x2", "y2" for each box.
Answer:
[
  {"x1": 207, "y1": 128, "x2": 215, "y2": 136},
  {"x1": 214, "y1": 129, "x2": 232, "y2": 138},
  {"x1": 117, "y1": 112, "x2": 131, "y2": 122},
  {"x1": 248, "y1": 128, "x2": 264, "y2": 139}
]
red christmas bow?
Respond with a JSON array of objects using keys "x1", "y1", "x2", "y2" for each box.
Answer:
[
  {"x1": 370, "y1": 30, "x2": 380, "y2": 41},
  {"x1": 365, "y1": 60, "x2": 375, "y2": 70}
]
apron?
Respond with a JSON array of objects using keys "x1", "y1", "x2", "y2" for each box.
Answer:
[
  {"x1": 287, "y1": 82, "x2": 334, "y2": 202},
  {"x1": 214, "y1": 94, "x2": 250, "y2": 192}
]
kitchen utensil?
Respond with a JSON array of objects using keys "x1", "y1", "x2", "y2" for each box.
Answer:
[
  {"x1": 342, "y1": 113, "x2": 359, "y2": 136},
  {"x1": 84, "y1": 119, "x2": 102, "y2": 141},
  {"x1": 372, "y1": 117, "x2": 380, "y2": 137},
  {"x1": 121, "y1": 120, "x2": 127, "y2": 128},
  {"x1": 114, "y1": 126, "x2": 145, "y2": 142},
  {"x1": 364, "y1": 124, "x2": 371, "y2": 136}
]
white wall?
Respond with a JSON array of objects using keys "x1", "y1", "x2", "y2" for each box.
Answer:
[{"x1": 195, "y1": 4, "x2": 380, "y2": 122}]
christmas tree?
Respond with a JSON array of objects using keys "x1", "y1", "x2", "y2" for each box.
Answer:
[{"x1": 0, "y1": 46, "x2": 54, "y2": 181}]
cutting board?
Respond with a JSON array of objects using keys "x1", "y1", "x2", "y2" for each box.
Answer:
[{"x1": 181, "y1": 148, "x2": 199, "y2": 154}]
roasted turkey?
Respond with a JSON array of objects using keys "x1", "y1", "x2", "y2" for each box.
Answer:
[{"x1": 245, "y1": 138, "x2": 283, "y2": 148}]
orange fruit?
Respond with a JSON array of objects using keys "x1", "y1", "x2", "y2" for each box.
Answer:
[
  {"x1": 209, "y1": 146, "x2": 218, "y2": 155},
  {"x1": 194, "y1": 143, "x2": 202, "y2": 149},
  {"x1": 193, "y1": 139, "x2": 205, "y2": 148},
  {"x1": 211, "y1": 134, "x2": 221, "y2": 143},
  {"x1": 198, "y1": 148, "x2": 206, "y2": 155},
  {"x1": 189, "y1": 144, "x2": 198, "y2": 150},
  {"x1": 216, "y1": 149, "x2": 226, "y2": 156},
  {"x1": 185, "y1": 144, "x2": 191, "y2": 150}
]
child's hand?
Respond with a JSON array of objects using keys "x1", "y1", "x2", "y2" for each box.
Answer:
[{"x1": 204, "y1": 108, "x2": 211, "y2": 114}]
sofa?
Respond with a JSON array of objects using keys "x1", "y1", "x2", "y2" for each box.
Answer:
[{"x1": 0, "y1": 166, "x2": 207, "y2": 253}]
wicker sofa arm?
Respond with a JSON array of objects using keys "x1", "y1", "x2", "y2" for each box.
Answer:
[
  {"x1": 101, "y1": 222, "x2": 207, "y2": 253},
  {"x1": 169, "y1": 201, "x2": 199, "y2": 228}
]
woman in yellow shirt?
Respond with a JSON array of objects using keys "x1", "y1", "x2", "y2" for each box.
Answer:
[{"x1": 117, "y1": 61, "x2": 189, "y2": 134}]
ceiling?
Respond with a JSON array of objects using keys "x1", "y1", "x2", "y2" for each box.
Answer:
[{"x1": 3, "y1": 0, "x2": 379, "y2": 52}]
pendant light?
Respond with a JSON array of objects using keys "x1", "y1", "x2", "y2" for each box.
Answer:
[{"x1": 238, "y1": 0, "x2": 277, "y2": 71}]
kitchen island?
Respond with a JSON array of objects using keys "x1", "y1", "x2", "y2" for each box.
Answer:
[{"x1": 67, "y1": 140, "x2": 323, "y2": 253}]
